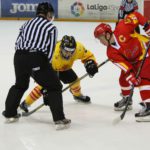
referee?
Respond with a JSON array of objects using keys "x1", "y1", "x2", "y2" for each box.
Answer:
[
  {"x1": 2, "y1": 2, "x2": 71, "y2": 130},
  {"x1": 117, "y1": 0, "x2": 140, "y2": 33}
]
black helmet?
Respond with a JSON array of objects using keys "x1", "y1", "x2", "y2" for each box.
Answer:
[
  {"x1": 36, "y1": 2, "x2": 54, "y2": 16},
  {"x1": 60, "y1": 35, "x2": 76, "y2": 60},
  {"x1": 60, "y1": 35, "x2": 76, "y2": 50}
]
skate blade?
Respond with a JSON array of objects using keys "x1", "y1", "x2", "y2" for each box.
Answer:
[
  {"x1": 5, "y1": 118, "x2": 19, "y2": 123},
  {"x1": 55, "y1": 124, "x2": 71, "y2": 130},
  {"x1": 136, "y1": 116, "x2": 150, "y2": 122}
]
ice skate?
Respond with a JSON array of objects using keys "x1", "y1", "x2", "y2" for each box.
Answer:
[
  {"x1": 19, "y1": 101, "x2": 29, "y2": 113},
  {"x1": 55, "y1": 118, "x2": 71, "y2": 130},
  {"x1": 73, "y1": 95, "x2": 91, "y2": 103},
  {"x1": 135, "y1": 102, "x2": 150, "y2": 122},
  {"x1": 2, "y1": 111, "x2": 21, "y2": 123},
  {"x1": 114, "y1": 95, "x2": 132, "y2": 111}
]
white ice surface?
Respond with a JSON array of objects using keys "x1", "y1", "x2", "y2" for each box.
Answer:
[{"x1": 0, "y1": 20, "x2": 149, "y2": 150}]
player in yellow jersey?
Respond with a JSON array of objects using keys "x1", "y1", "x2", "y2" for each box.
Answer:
[{"x1": 20, "y1": 35, "x2": 98, "y2": 113}]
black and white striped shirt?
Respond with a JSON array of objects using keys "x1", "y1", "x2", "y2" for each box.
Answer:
[
  {"x1": 15, "y1": 16, "x2": 57, "y2": 62},
  {"x1": 118, "y1": 0, "x2": 138, "y2": 19}
]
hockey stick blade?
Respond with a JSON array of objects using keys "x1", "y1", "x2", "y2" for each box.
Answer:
[{"x1": 22, "y1": 103, "x2": 45, "y2": 117}]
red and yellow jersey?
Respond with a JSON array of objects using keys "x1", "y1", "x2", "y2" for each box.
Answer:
[
  {"x1": 107, "y1": 33, "x2": 149, "y2": 73},
  {"x1": 115, "y1": 11, "x2": 148, "y2": 44},
  {"x1": 114, "y1": 12, "x2": 147, "y2": 44},
  {"x1": 107, "y1": 12, "x2": 150, "y2": 72},
  {"x1": 107, "y1": 12, "x2": 150, "y2": 74},
  {"x1": 52, "y1": 41, "x2": 96, "y2": 71}
]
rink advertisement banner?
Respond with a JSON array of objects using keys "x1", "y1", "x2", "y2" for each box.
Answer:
[
  {"x1": 58, "y1": 0, "x2": 143, "y2": 21},
  {"x1": 1, "y1": 0, "x2": 58, "y2": 18},
  {"x1": 0, "y1": 0, "x2": 1, "y2": 17}
]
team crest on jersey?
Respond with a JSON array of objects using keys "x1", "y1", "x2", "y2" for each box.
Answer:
[
  {"x1": 124, "y1": 18, "x2": 131, "y2": 24},
  {"x1": 119, "y1": 35, "x2": 126, "y2": 42},
  {"x1": 125, "y1": 14, "x2": 138, "y2": 24}
]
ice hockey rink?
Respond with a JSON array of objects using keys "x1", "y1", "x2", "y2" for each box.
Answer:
[{"x1": 0, "y1": 20, "x2": 150, "y2": 150}]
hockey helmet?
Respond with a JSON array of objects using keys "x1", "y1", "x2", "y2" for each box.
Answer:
[
  {"x1": 60, "y1": 35, "x2": 76, "y2": 60},
  {"x1": 36, "y1": 2, "x2": 54, "y2": 16},
  {"x1": 94, "y1": 23, "x2": 112, "y2": 38},
  {"x1": 127, "y1": 0, "x2": 133, "y2": 3}
]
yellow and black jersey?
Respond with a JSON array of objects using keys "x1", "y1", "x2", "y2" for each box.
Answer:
[{"x1": 52, "y1": 41, "x2": 96, "y2": 71}]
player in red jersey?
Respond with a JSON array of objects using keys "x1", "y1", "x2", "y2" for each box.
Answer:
[{"x1": 94, "y1": 11, "x2": 150, "y2": 122}]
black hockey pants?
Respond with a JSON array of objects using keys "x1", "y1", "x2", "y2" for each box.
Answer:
[{"x1": 5, "y1": 50, "x2": 65, "y2": 121}]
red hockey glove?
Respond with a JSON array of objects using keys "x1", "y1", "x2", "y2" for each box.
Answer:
[
  {"x1": 143, "y1": 22, "x2": 150, "y2": 36},
  {"x1": 126, "y1": 73, "x2": 141, "y2": 86}
]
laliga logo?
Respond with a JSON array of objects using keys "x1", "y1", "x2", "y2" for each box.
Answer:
[
  {"x1": 71, "y1": 2, "x2": 85, "y2": 17},
  {"x1": 10, "y1": 3, "x2": 38, "y2": 13}
]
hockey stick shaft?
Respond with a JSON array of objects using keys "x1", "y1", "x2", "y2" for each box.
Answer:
[
  {"x1": 120, "y1": 41, "x2": 150, "y2": 120},
  {"x1": 22, "y1": 103, "x2": 45, "y2": 116},
  {"x1": 62, "y1": 59, "x2": 109, "y2": 92},
  {"x1": 22, "y1": 59, "x2": 109, "y2": 116}
]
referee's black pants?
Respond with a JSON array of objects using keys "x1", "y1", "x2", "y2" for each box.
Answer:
[{"x1": 4, "y1": 51, "x2": 65, "y2": 121}]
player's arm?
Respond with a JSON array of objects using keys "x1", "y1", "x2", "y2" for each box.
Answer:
[
  {"x1": 107, "y1": 47, "x2": 141, "y2": 85},
  {"x1": 74, "y1": 42, "x2": 96, "y2": 63},
  {"x1": 126, "y1": 12, "x2": 150, "y2": 36},
  {"x1": 77, "y1": 42, "x2": 98, "y2": 77},
  {"x1": 107, "y1": 47, "x2": 133, "y2": 74},
  {"x1": 134, "y1": 12, "x2": 150, "y2": 36},
  {"x1": 81, "y1": 49, "x2": 96, "y2": 64}
]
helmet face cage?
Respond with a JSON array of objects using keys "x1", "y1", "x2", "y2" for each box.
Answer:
[
  {"x1": 36, "y1": 2, "x2": 54, "y2": 17},
  {"x1": 60, "y1": 35, "x2": 76, "y2": 60}
]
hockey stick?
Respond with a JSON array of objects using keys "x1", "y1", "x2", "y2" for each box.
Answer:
[
  {"x1": 113, "y1": 41, "x2": 150, "y2": 124},
  {"x1": 22, "y1": 59, "x2": 109, "y2": 117}
]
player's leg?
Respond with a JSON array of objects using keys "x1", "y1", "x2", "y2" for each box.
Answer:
[
  {"x1": 114, "y1": 71, "x2": 133, "y2": 111},
  {"x1": 135, "y1": 79, "x2": 150, "y2": 122},
  {"x1": 33, "y1": 63, "x2": 71, "y2": 130},
  {"x1": 59, "y1": 69, "x2": 90, "y2": 103},
  {"x1": 2, "y1": 51, "x2": 30, "y2": 122},
  {"x1": 20, "y1": 85, "x2": 43, "y2": 113}
]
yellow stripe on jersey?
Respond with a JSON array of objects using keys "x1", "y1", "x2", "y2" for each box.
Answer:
[
  {"x1": 126, "y1": 14, "x2": 139, "y2": 24},
  {"x1": 114, "y1": 62, "x2": 129, "y2": 72},
  {"x1": 131, "y1": 32, "x2": 150, "y2": 60}
]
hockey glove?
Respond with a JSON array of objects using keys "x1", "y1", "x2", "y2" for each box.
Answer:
[
  {"x1": 143, "y1": 22, "x2": 150, "y2": 36},
  {"x1": 126, "y1": 72, "x2": 141, "y2": 86},
  {"x1": 84, "y1": 60, "x2": 98, "y2": 77}
]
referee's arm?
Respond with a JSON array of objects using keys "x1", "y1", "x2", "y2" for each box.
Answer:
[{"x1": 48, "y1": 27, "x2": 58, "y2": 62}]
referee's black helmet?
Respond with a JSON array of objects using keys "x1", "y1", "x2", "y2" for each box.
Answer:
[{"x1": 36, "y1": 2, "x2": 54, "y2": 16}]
